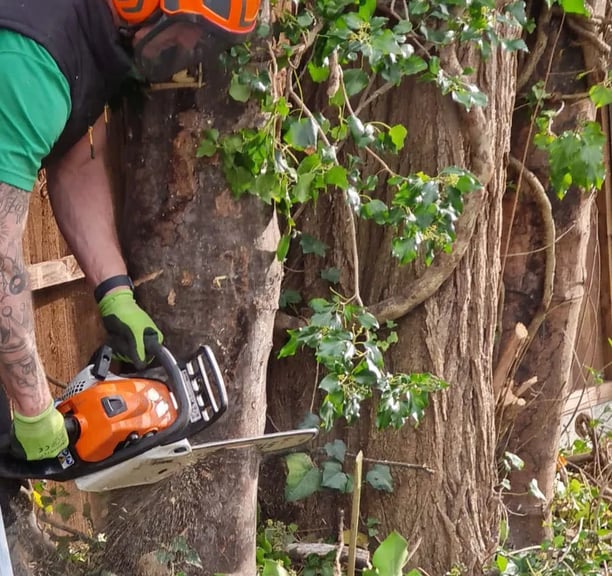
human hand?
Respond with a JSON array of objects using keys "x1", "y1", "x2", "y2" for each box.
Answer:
[
  {"x1": 98, "y1": 289, "x2": 164, "y2": 369},
  {"x1": 12, "y1": 401, "x2": 69, "y2": 461}
]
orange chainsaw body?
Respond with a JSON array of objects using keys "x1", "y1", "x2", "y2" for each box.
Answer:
[{"x1": 57, "y1": 378, "x2": 178, "y2": 463}]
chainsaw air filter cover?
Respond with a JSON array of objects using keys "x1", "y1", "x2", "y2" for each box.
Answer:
[{"x1": 57, "y1": 378, "x2": 179, "y2": 462}]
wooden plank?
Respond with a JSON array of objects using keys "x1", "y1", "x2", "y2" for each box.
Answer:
[
  {"x1": 27, "y1": 255, "x2": 85, "y2": 292},
  {"x1": 599, "y1": 105, "x2": 612, "y2": 380}
]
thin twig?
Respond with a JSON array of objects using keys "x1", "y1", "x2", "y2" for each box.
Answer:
[
  {"x1": 335, "y1": 510, "x2": 344, "y2": 576},
  {"x1": 345, "y1": 451, "x2": 435, "y2": 474},
  {"x1": 38, "y1": 515, "x2": 95, "y2": 544}
]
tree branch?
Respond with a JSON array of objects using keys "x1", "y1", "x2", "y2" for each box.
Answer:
[
  {"x1": 566, "y1": 15, "x2": 611, "y2": 57},
  {"x1": 517, "y1": 7, "x2": 552, "y2": 92},
  {"x1": 507, "y1": 155, "x2": 556, "y2": 372},
  {"x1": 367, "y1": 189, "x2": 485, "y2": 322}
]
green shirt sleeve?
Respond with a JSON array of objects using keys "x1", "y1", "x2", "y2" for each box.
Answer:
[{"x1": 0, "y1": 29, "x2": 71, "y2": 192}]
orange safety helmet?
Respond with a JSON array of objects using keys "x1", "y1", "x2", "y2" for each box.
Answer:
[
  {"x1": 113, "y1": 0, "x2": 261, "y2": 82},
  {"x1": 113, "y1": 0, "x2": 260, "y2": 36}
]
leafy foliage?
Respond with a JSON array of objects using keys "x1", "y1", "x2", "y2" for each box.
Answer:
[
  {"x1": 493, "y1": 430, "x2": 612, "y2": 575},
  {"x1": 279, "y1": 295, "x2": 447, "y2": 429},
  {"x1": 199, "y1": 0, "x2": 535, "y2": 270},
  {"x1": 534, "y1": 117, "x2": 606, "y2": 198},
  {"x1": 284, "y1": 439, "x2": 393, "y2": 501}
]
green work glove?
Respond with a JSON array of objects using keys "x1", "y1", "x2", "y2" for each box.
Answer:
[
  {"x1": 98, "y1": 289, "x2": 164, "y2": 370},
  {"x1": 12, "y1": 402, "x2": 69, "y2": 461}
]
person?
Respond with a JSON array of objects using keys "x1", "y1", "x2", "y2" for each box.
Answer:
[{"x1": 0, "y1": 0, "x2": 260, "y2": 531}]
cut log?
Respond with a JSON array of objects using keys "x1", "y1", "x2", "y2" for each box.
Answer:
[
  {"x1": 285, "y1": 543, "x2": 370, "y2": 568},
  {"x1": 493, "y1": 322, "x2": 528, "y2": 398}
]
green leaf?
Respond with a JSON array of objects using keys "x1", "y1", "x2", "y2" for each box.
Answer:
[
  {"x1": 308, "y1": 61, "x2": 331, "y2": 83},
  {"x1": 300, "y1": 234, "x2": 328, "y2": 257},
  {"x1": 370, "y1": 531, "x2": 409, "y2": 576},
  {"x1": 229, "y1": 73, "x2": 251, "y2": 102},
  {"x1": 325, "y1": 165, "x2": 349, "y2": 190},
  {"x1": 343, "y1": 69, "x2": 370, "y2": 97},
  {"x1": 589, "y1": 84, "x2": 612, "y2": 108},
  {"x1": 357, "y1": 311, "x2": 379, "y2": 330},
  {"x1": 559, "y1": 0, "x2": 589, "y2": 14},
  {"x1": 319, "y1": 373, "x2": 340, "y2": 392},
  {"x1": 276, "y1": 234, "x2": 291, "y2": 262},
  {"x1": 388, "y1": 124, "x2": 408, "y2": 152},
  {"x1": 366, "y1": 464, "x2": 394, "y2": 492},
  {"x1": 321, "y1": 267, "x2": 341, "y2": 283},
  {"x1": 280, "y1": 289, "x2": 302, "y2": 309},
  {"x1": 196, "y1": 139, "x2": 217, "y2": 158},
  {"x1": 55, "y1": 502, "x2": 76, "y2": 522},
  {"x1": 528, "y1": 478, "x2": 547, "y2": 501},
  {"x1": 504, "y1": 451, "x2": 525, "y2": 471},
  {"x1": 324, "y1": 439, "x2": 347, "y2": 462},
  {"x1": 284, "y1": 118, "x2": 318, "y2": 150},
  {"x1": 185, "y1": 549, "x2": 203, "y2": 568},
  {"x1": 358, "y1": 0, "x2": 376, "y2": 20},
  {"x1": 262, "y1": 559, "x2": 290, "y2": 576},
  {"x1": 321, "y1": 461, "x2": 351, "y2": 492},
  {"x1": 294, "y1": 173, "x2": 317, "y2": 203},
  {"x1": 285, "y1": 453, "x2": 322, "y2": 501}
]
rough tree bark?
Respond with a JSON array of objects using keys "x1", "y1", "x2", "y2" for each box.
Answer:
[
  {"x1": 93, "y1": 73, "x2": 282, "y2": 574},
  {"x1": 263, "y1": 32, "x2": 518, "y2": 576},
  {"x1": 500, "y1": 0, "x2": 608, "y2": 547}
]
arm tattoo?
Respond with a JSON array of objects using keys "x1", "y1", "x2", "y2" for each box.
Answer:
[{"x1": 0, "y1": 183, "x2": 47, "y2": 411}]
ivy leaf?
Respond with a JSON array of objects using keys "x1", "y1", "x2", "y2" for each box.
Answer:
[
  {"x1": 528, "y1": 478, "x2": 547, "y2": 501},
  {"x1": 388, "y1": 124, "x2": 408, "y2": 152},
  {"x1": 279, "y1": 289, "x2": 302, "y2": 309},
  {"x1": 229, "y1": 73, "x2": 251, "y2": 102},
  {"x1": 285, "y1": 453, "x2": 322, "y2": 501},
  {"x1": 262, "y1": 559, "x2": 291, "y2": 576},
  {"x1": 300, "y1": 234, "x2": 328, "y2": 257},
  {"x1": 366, "y1": 465, "x2": 394, "y2": 492},
  {"x1": 284, "y1": 118, "x2": 318, "y2": 151},
  {"x1": 559, "y1": 0, "x2": 589, "y2": 14},
  {"x1": 308, "y1": 61, "x2": 331, "y2": 83},
  {"x1": 325, "y1": 165, "x2": 349, "y2": 190},
  {"x1": 358, "y1": 0, "x2": 376, "y2": 20},
  {"x1": 321, "y1": 461, "x2": 352, "y2": 492},
  {"x1": 589, "y1": 84, "x2": 612, "y2": 108},
  {"x1": 196, "y1": 139, "x2": 217, "y2": 158},
  {"x1": 370, "y1": 531, "x2": 409, "y2": 576},
  {"x1": 343, "y1": 68, "x2": 370, "y2": 97},
  {"x1": 324, "y1": 439, "x2": 347, "y2": 462},
  {"x1": 294, "y1": 173, "x2": 317, "y2": 203},
  {"x1": 347, "y1": 115, "x2": 376, "y2": 147},
  {"x1": 451, "y1": 86, "x2": 488, "y2": 111},
  {"x1": 321, "y1": 267, "x2": 341, "y2": 283},
  {"x1": 55, "y1": 502, "x2": 76, "y2": 522},
  {"x1": 500, "y1": 38, "x2": 528, "y2": 52}
]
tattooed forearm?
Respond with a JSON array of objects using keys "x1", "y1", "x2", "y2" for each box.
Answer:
[{"x1": 0, "y1": 184, "x2": 51, "y2": 416}]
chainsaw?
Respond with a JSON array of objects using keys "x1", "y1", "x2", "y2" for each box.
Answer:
[{"x1": 0, "y1": 344, "x2": 318, "y2": 492}]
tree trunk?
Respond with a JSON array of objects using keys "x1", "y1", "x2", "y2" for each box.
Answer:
[
  {"x1": 501, "y1": 1, "x2": 607, "y2": 547},
  {"x1": 264, "y1": 38, "x2": 517, "y2": 575},
  {"x1": 94, "y1": 74, "x2": 282, "y2": 574}
]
